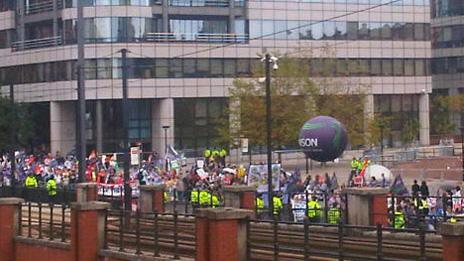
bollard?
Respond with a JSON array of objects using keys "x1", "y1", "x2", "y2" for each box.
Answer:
[{"x1": 439, "y1": 222, "x2": 464, "y2": 261}]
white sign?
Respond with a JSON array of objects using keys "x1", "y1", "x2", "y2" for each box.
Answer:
[
  {"x1": 291, "y1": 193, "x2": 307, "y2": 222},
  {"x1": 247, "y1": 164, "x2": 281, "y2": 192},
  {"x1": 130, "y1": 147, "x2": 141, "y2": 166},
  {"x1": 196, "y1": 159, "x2": 205, "y2": 169},
  {"x1": 241, "y1": 138, "x2": 249, "y2": 153}
]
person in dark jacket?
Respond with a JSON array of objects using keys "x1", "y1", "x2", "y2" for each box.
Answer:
[
  {"x1": 420, "y1": 181, "x2": 429, "y2": 197},
  {"x1": 411, "y1": 180, "x2": 420, "y2": 197}
]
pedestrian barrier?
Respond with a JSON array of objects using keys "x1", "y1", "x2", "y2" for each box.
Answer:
[
  {"x1": 18, "y1": 202, "x2": 70, "y2": 243},
  {"x1": 246, "y1": 219, "x2": 441, "y2": 261},
  {"x1": 0, "y1": 186, "x2": 76, "y2": 205},
  {"x1": 104, "y1": 209, "x2": 196, "y2": 259}
]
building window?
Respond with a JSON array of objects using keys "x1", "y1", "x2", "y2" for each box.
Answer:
[{"x1": 174, "y1": 98, "x2": 228, "y2": 157}]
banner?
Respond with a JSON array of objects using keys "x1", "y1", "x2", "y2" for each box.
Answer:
[
  {"x1": 247, "y1": 164, "x2": 281, "y2": 192},
  {"x1": 291, "y1": 193, "x2": 307, "y2": 222},
  {"x1": 130, "y1": 147, "x2": 141, "y2": 166}
]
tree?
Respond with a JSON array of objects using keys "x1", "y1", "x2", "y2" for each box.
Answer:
[
  {"x1": 400, "y1": 118, "x2": 420, "y2": 146},
  {"x1": 366, "y1": 114, "x2": 393, "y2": 147},
  {"x1": 216, "y1": 54, "x2": 369, "y2": 150},
  {"x1": 0, "y1": 97, "x2": 48, "y2": 152},
  {"x1": 430, "y1": 95, "x2": 457, "y2": 136}
]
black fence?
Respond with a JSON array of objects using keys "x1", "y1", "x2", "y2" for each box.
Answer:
[
  {"x1": 247, "y1": 218, "x2": 442, "y2": 261},
  {"x1": 18, "y1": 202, "x2": 71, "y2": 242},
  {"x1": 104, "y1": 209, "x2": 196, "y2": 259},
  {"x1": 0, "y1": 186, "x2": 76, "y2": 205}
]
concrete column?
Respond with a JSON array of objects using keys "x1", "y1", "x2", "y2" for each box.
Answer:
[
  {"x1": 440, "y1": 223, "x2": 464, "y2": 261},
  {"x1": 70, "y1": 201, "x2": 110, "y2": 261},
  {"x1": 343, "y1": 188, "x2": 389, "y2": 226},
  {"x1": 50, "y1": 101, "x2": 76, "y2": 156},
  {"x1": 364, "y1": 94, "x2": 374, "y2": 146},
  {"x1": 419, "y1": 93, "x2": 430, "y2": 146},
  {"x1": 152, "y1": 98, "x2": 175, "y2": 157},
  {"x1": 0, "y1": 198, "x2": 24, "y2": 261},
  {"x1": 139, "y1": 185, "x2": 165, "y2": 213},
  {"x1": 196, "y1": 208, "x2": 253, "y2": 261},
  {"x1": 162, "y1": 0, "x2": 169, "y2": 32},
  {"x1": 76, "y1": 183, "x2": 98, "y2": 203},
  {"x1": 228, "y1": 0, "x2": 235, "y2": 33},
  {"x1": 223, "y1": 185, "x2": 256, "y2": 211},
  {"x1": 52, "y1": 0, "x2": 58, "y2": 43},
  {"x1": 95, "y1": 100, "x2": 103, "y2": 153},
  {"x1": 17, "y1": 0, "x2": 25, "y2": 43}
]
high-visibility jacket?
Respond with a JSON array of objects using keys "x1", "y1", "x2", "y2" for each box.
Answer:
[
  {"x1": 273, "y1": 196, "x2": 283, "y2": 215},
  {"x1": 191, "y1": 190, "x2": 200, "y2": 203},
  {"x1": 164, "y1": 192, "x2": 169, "y2": 202},
  {"x1": 25, "y1": 176, "x2": 38, "y2": 188},
  {"x1": 46, "y1": 179, "x2": 57, "y2": 196},
  {"x1": 307, "y1": 200, "x2": 321, "y2": 218},
  {"x1": 212, "y1": 195, "x2": 220, "y2": 208},
  {"x1": 212, "y1": 150, "x2": 220, "y2": 157},
  {"x1": 351, "y1": 160, "x2": 358, "y2": 170},
  {"x1": 415, "y1": 198, "x2": 429, "y2": 210},
  {"x1": 204, "y1": 149, "x2": 211, "y2": 158},
  {"x1": 393, "y1": 212, "x2": 405, "y2": 229},
  {"x1": 219, "y1": 149, "x2": 227, "y2": 157},
  {"x1": 199, "y1": 190, "x2": 212, "y2": 206},
  {"x1": 357, "y1": 161, "x2": 363, "y2": 171},
  {"x1": 328, "y1": 208, "x2": 340, "y2": 224},
  {"x1": 256, "y1": 198, "x2": 264, "y2": 210}
]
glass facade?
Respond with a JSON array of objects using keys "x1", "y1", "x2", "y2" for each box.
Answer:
[
  {"x1": 0, "y1": 57, "x2": 431, "y2": 85},
  {"x1": 432, "y1": 57, "x2": 464, "y2": 74},
  {"x1": 0, "y1": 0, "x2": 14, "y2": 11},
  {"x1": 169, "y1": 17, "x2": 229, "y2": 40},
  {"x1": 250, "y1": 20, "x2": 430, "y2": 41},
  {"x1": 431, "y1": 0, "x2": 464, "y2": 18},
  {"x1": 64, "y1": 0, "x2": 152, "y2": 7},
  {"x1": 374, "y1": 94, "x2": 420, "y2": 147},
  {"x1": 174, "y1": 98, "x2": 228, "y2": 157},
  {"x1": 432, "y1": 25, "x2": 464, "y2": 49},
  {"x1": 85, "y1": 100, "x2": 152, "y2": 152}
]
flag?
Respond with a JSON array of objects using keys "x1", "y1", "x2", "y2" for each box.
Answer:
[
  {"x1": 390, "y1": 175, "x2": 409, "y2": 196},
  {"x1": 88, "y1": 150, "x2": 97, "y2": 160}
]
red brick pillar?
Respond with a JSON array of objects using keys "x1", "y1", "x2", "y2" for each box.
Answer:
[
  {"x1": 0, "y1": 198, "x2": 23, "y2": 261},
  {"x1": 139, "y1": 185, "x2": 165, "y2": 213},
  {"x1": 223, "y1": 185, "x2": 256, "y2": 211},
  {"x1": 70, "y1": 201, "x2": 110, "y2": 261},
  {"x1": 76, "y1": 183, "x2": 98, "y2": 202},
  {"x1": 196, "y1": 208, "x2": 253, "y2": 261},
  {"x1": 440, "y1": 223, "x2": 464, "y2": 261},
  {"x1": 343, "y1": 188, "x2": 389, "y2": 226}
]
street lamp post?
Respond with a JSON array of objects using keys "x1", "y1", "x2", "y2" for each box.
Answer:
[
  {"x1": 163, "y1": 126, "x2": 170, "y2": 170},
  {"x1": 461, "y1": 126, "x2": 464, "y2": 182},
  {"x1": 262, "y1": 53, "x2": 278, "y2": 216}
]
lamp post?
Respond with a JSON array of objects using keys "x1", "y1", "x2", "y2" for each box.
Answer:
[
  {"x1": 460, "y1": 126, "x2": 464, "y2": 182},
  {"x1": 163, "y1": 125, "x2": 170, "y2": 170},
  {"x1": 262, "y1": 53, "x2": 278, "y2": 216}
]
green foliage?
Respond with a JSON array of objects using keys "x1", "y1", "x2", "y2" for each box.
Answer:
[
  {"x1": 0, "y1": 97, "x2": 48, "y2": 150},
  {"x1": 366, "y1": 114, "x2": 393, "y2": 147},
  {"x1": 400, "y1": 118, "x2": 420, "y2": 146},
  {"x1": 216, "y1": 55, "x2": 369, "y2": 149},
  {"x1": 430, "y1": 95, "x2": 456, "y2": 135}
]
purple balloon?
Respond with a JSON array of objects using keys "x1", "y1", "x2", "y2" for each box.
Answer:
[{"x1": 298, "y1": 116, "x2": 348, "y2": 162}]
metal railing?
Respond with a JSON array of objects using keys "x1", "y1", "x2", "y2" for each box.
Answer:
[
  {"x1": 0, "y1": 186, "x2": 76, "y2": 205},
  {"x1": 169, "y1": 0, "x2": 230, "y2": 7},
  {"x1": 18, "y1": 202, "x2": 71, "y2": 243},
  {"x1": 25, "y1": 0, "x2": 62, "y2": 15},
  {"x1": 11, "y1": 36, "x2": 62, "y2": 51},
  {"x1": 246, "y1": 219, "x2": 441, "y2": 261},
  {"x1": 144, "y1": 32, "x2": 248, "y2": 43},
  {"x1": 104, "y1": 209, "x2": 196, "y2": 259}
]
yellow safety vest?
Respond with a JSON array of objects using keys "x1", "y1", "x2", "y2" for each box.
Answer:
[
  {"x1": 25, "y1": 176, "x2": 38, "y2": 188},
  {"x1": 46, "y1": 179, "x2": 57, "y2": 196},
  {"x1": 328, "y1": 208, "x2": 340, "y2": 224},
  {"x1": 273, "y1": 197, "x2": 283, "y2": 215},
  {"x1": 256, "y1": 198, "x2": 264, "y2": 209},
  {"x1": 307, "y1": 200, "x2": 321, "y2": 218},
  {"x1": 393, "y1": 212, "x2": 405, "y2": 229}
]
